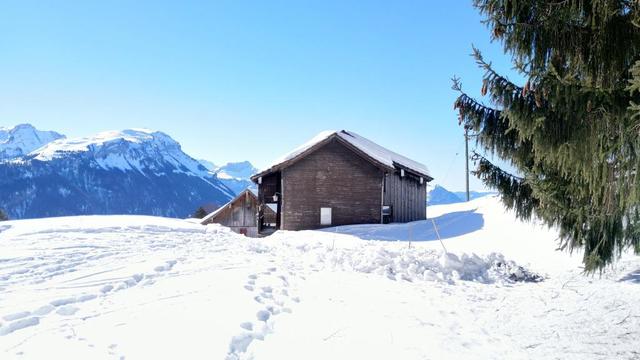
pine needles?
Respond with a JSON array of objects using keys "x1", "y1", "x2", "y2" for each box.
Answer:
[{"x1": 456, "y1": 0, "x2": 640, "y2": 272}]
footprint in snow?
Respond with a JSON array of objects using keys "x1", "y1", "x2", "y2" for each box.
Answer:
[
  {"x1": 33, "y1": 305, "x2": 55, "y2": 316},
  {"x1": 56, "y1": 305, "x2": 79, "y2": 316},
  {"x1": 0, "y1": 292, "x2": 101, "y2": 336},
  {"x1": 3, "y1": 311, "x2": 31, "y2": 321},
  {"x1": 256, "y1": 310, "x2": 270, "y2": 322},
  {"x1": 0, "y1": 317, "x2": 40, "y2": 336},
  {"x1": 153, "y1": 260, "x2": 177, "y2": 272},
  {"x1": 227, "y1": 267, "x2": 302, "y2": 359}
]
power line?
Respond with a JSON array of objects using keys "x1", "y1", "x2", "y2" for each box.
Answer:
[{"x1": 438, "y1": 142, "x2": 464, "y2": 187}]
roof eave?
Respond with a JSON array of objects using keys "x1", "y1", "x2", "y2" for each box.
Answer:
[
  {"x1": 391, "y1": 162, "x2": 433, "y2": 181},
  {"x1": 200, "y1": 188, "x2": 257, "y2": 224},
  {"x1": 250, "y1": 132, "x2": 433, "y2": 182},
  {"x1": 250, "y1": 134, "x2": 341, "y2": 181}
]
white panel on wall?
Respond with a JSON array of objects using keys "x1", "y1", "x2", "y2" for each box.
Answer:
[{"x1": 320, "y1": 207, "x2": 332, "y2": 225}]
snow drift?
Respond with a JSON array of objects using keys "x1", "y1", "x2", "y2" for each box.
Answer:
[{"x1": 0, "y1": 197, "x2": 638, "y2": 360}]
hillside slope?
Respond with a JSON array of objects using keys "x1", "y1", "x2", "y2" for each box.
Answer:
[{"x1": 0, "y1": 197, "x2": 637, "y2": 359}]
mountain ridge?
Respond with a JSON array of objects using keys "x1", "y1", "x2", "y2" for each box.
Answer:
[
  {"x1": 210, "y1": 161, "x2": 258, "y2": 194},
  {"x1": 0, "y1": 125, "x2": 233, "y2": 219},
  {"x1": 428, "y1": 184, "x2": 495, "y2": 205},
  {"x1": 0, "y1": 124, "x2": 65, "y2": 160}
]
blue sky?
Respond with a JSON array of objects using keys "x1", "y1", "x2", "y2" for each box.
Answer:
[{"x1": 0, "y1": 1, "x2": 520, "y2": 191}]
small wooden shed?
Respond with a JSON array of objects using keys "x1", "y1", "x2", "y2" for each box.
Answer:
[
  {"x1": 251, "y1": 130, "x2": 433, "y2": 233},
  {"x1": 200, "y1": 189, "x2": 273, "y2": 237}
]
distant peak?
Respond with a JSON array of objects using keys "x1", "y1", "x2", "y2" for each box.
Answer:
[
  {"x1": 198, "y1": 159, "x2": 217, "y2": 171},
  {"x1": 25, "y1": 127, "x2": 218, "y2": 181},
  {"x1": 12, "y1": 123, "x2": 36, "y2": 130},
  {"x1": 2, "y1": 123, "x2": 59, "y2": 134},
  {"x1": 215, "y1": 161, "x2": 258, "y2": 180},
  {"x1": 29, "y1": 128, "x2": 183, "y2": 161},
  {"x1": 221, "y1": 160, "x2": 254, "y2": 168},
  {"x1": 0, "y1": 123, "x2": 65, "y2": 160},
  {"x1": 125, "y1": 128, "x2": 155, "y2": 134}
]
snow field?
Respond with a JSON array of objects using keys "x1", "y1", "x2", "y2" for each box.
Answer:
[
  {"x1": 0, "y1": 197, "x2": 639, "y2": 359},
  {"x1": 0, "y1": 216, "x2": 312, "y2": 359}
]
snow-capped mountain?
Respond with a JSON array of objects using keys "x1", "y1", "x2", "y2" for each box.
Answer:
[
  {"x1": 0, "y1": 124, "x2": 64, "y2": 160},
  {"x1": 198, "y1": 159, "x2": 217, "y2": 172},
  {"x1": 0, "y1": 127, "x2": 234, "y2": 219},
  {"x1": 454, "y1": 190, "x2": 496, "y2": 201},
  {"x1": 215, "y1": 161, "x2": 258, "y2": 180},
  {"x1": 427, "y1": 184, "x2": 495, "y2": 205},
  {"x1": 428, "y1": 185, "x2": 464, "y2": 205},
  {"x1": 213, "y1": 161, "x2": 258, "y2": 194}
]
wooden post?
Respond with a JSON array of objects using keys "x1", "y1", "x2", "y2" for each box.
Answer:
[
  {"x1": 276, "y1": 172, "x2": 282, "y2": 230},
  {"x1": 465, "y1": 127, "x2": 470, "y2": 202},
  {"x1": 431, "y1": 218, "x2": 448, "y2": 254},
  {"x1": 380, "y1": 173, "x2": 385, "y2": 224}
]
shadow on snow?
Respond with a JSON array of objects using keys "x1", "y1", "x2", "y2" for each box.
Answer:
[
  {"x1": 324, "y1": 209, "x2": 484, "y2": 242},
  {"x1": 619, "y1": 268, "x2": 640, "y2": 284}
]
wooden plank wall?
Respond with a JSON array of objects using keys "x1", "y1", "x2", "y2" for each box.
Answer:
[
  {"x1": 281, "y1": 139, "x2": 383, "y2": 230},
  {"x1": 383, "y1": 172, "x2": 427, "y2": 222},
  {"x1": 207, "y1": 192, "x2": 258, "y2": 228}
]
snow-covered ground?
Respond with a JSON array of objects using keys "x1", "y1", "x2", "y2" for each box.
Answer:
[{"x1": 0, "y1": 196, "x2": 638, "y2": 359}]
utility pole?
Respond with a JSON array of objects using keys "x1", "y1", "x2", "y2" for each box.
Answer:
[{"x1": 464, "y1": 126, "x2": 470, "y2": 202}]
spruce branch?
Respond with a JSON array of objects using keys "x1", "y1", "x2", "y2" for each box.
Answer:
[
  {"x1": 454, "y1": 0, "x2": 640, "y2": 271},
  {"x1": 471, "y1": 151, "x2": 525, "y2": 181}
]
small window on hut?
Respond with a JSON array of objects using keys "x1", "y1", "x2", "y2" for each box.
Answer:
[{"x1": 320, "y1": 207, "x2": 332, "y2": 226}]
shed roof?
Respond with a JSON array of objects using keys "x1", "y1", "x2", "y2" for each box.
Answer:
[
  {"x1": 252, "y1": 130, "x2": 432, "y2": 180},
  {"x1": 200, "y1": 188, "x2": 256, "y2": 225}
]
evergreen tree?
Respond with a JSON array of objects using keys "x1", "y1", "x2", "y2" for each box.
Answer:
[
  {"x1": 193, "y1": 206, "x2": 208, "y2": 219},
  {"x1": 0, "y1": 209, "x2": 8, "y2": 221},
  {"x1": 454, "y1": 0, "x2": 640, "y2": 271}
]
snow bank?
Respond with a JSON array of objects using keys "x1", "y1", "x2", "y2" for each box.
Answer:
[
  {"x1": 0, "y1": 215, "x2": 206, "y2": 238},
  {"x1": 321, "y1": 246, "x2": 544, "y2": 283},
  {"x1": 253, "y1": 233, "x2": 543, "y2": 284}
]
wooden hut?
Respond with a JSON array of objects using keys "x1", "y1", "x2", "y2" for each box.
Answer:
[
  {"x1": 200, "y1": 189, "x2": 275, "y2": 237},
  {"x1": 251, "y1": 130, "x2": 433, "y2": 233}
]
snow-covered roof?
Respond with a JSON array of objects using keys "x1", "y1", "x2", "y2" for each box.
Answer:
[
  {"x1": 254, "y1": 130, "x2": 432, "y2": 179},
  {"x1": 200, "y1": 204, "x2": 228, "y2": 224},
  {"x1": 200, "y1": 188, "x2": 258, "y2": 224}
]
